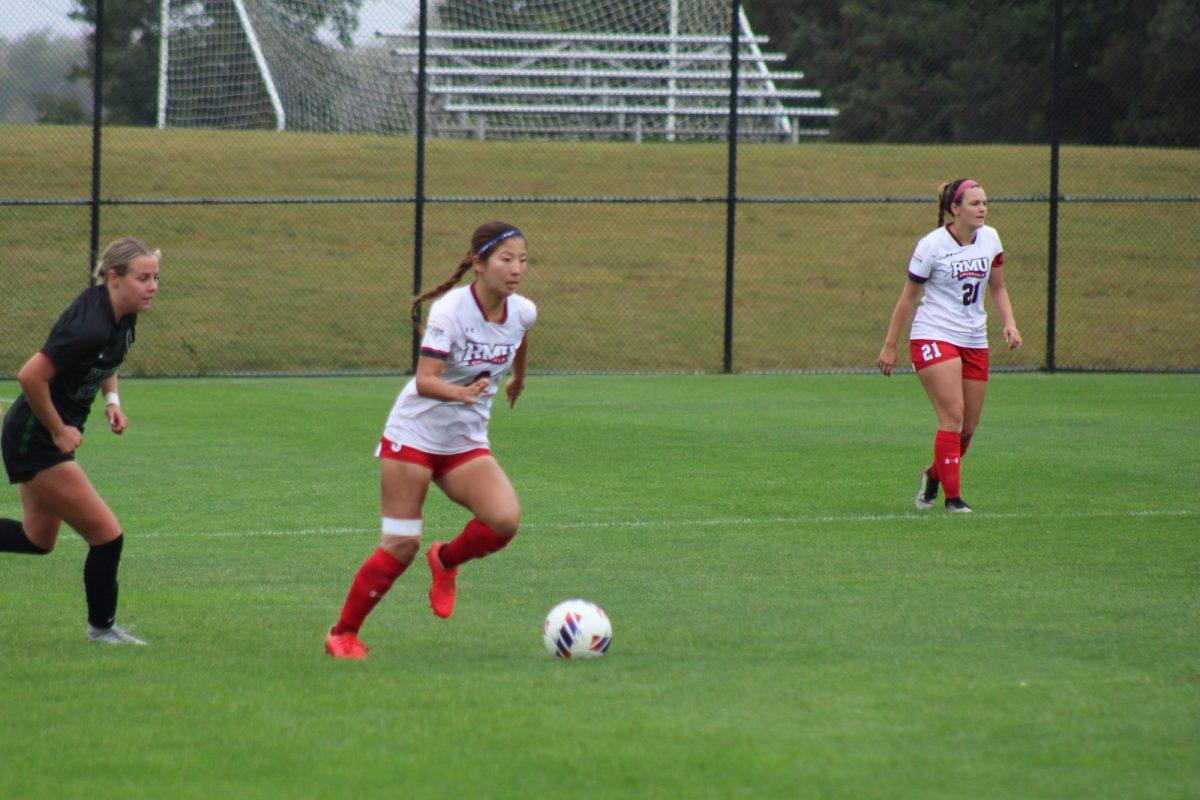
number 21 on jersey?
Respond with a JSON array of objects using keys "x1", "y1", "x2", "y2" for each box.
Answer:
[
  {"x1": 962, "y1": 282, "x2": 981, "y2": 306},
  {"x1": 919, "y1": 342, "x2": 942, "y2": 362}
]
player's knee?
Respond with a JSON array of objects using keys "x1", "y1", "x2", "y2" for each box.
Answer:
[
  {"x1": 83, "y1": 522, "x2": 123, "y2": 547},
  {"x1": 380, "y1": 535, "x2": 421, "y2": 564},
  {"x1": 380, "y1": 518, "x2": 423, "y2": 564},
  {"x1": 942, "y1": 408, "x2": 964, "y2": 430},
  {"x1": 483, "y1": 508, "x2": 520, "y2": 539}
]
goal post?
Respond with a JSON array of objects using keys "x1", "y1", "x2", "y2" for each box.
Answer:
[{"x1": 157, "y1": 0, "x2": 832, "y2": 140}]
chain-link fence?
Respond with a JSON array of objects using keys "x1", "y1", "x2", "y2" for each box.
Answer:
[{"x1": 1, "y1": 0, "x2": 1196, "y2": 376}]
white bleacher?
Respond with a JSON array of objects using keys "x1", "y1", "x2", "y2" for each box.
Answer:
[{"x1": 381, "y1": 26, "x2": 837, "y2": 143}]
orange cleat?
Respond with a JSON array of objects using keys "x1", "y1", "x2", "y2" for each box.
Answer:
[
  {"x1": 325, "y1": 631, "x2": 369, "y2": 659},
  {"x1": 426, "y1": 542, "x2": 459, "y2": 619}
]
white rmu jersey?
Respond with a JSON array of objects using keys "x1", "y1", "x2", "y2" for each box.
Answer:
[
  {"x1": 908, "y1": 224, "x2": 1004, "y2": 349},
  {"x1": 383, "y1": 284, "x2": 536, "y2": 454}
]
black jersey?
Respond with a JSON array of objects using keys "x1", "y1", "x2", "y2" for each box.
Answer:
[{"x1": 10, "y1": 286, "x2": 137, "y2": 430}]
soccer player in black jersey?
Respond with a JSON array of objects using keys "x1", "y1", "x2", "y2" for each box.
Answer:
[{"x1": 1, "y1": 238, "x2": 160, "y2": 645}]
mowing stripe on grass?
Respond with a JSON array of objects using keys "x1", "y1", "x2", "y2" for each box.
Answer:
[{"x1": 131, "y1": 508, "x2": 1195, "y2": 540}]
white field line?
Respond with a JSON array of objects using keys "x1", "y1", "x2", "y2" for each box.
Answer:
[{"x1": 135, "y1": 508, "x2": 1196, "y2": 540}]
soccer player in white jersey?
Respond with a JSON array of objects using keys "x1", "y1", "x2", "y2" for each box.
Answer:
[
  {"x1": 325, "y1": 222, "x2": 535, "y2": 659},
  {"x1": 877, "y1": 179, "x2": 1022, "y2": 512}
]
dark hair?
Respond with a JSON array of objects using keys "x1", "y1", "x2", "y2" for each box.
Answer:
[
  {"x1": 936, "y1": 178, "x2": 980, "y2": 227},
  {"x1": 410, "y1": 221, "x2": 524, "y2": 332}
]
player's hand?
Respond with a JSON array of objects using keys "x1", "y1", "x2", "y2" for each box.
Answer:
[
  {"x1": 506, "y1": 377, "x2": 525, "y2": 409},
  {"x1": 460, "y1": 378, "x2": 488, "y2": 403},
  {"x1": 53, "y1": 425, "x2": 83, "y2": 454},
  {"x1": 877, "y1": 343, "x2": 898, "y2": 377},
  {"x1": 106, "y1": 404, "x2": 128, "y2": 435},
  {"x1": 1003, "y1": 325, "x2": 1023, "y2": 350}
]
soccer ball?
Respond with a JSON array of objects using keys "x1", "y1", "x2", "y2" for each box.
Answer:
[{"x1": 542, "y1": 599, "x2": 612, "y2": 659}]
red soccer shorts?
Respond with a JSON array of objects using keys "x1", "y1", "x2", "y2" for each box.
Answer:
[
  {"x1": 910, "y1": 339, "x2": 989, "y2": 381},
  {"x1": 375, "y1": 437, "x2": 491, "y2": 478}
]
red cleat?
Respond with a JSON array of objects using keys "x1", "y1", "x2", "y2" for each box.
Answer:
[
  {"x1": 325, "y1": 631, "x2": 369, "y2": 659},
  {"x1": 426, "y1": 542, "x2": 459, "y2": 619}
]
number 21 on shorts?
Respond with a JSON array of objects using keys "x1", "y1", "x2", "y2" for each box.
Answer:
[{"x1": 920, "y1": 342, "x2": 942, "y2": 362}]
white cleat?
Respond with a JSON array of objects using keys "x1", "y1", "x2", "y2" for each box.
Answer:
[
  {"x1": 87, "y1": 624, "x2": 148, "y2": 646},
  {"x1": 914, "y1": 468, "x2": 939, "y2": 510}
]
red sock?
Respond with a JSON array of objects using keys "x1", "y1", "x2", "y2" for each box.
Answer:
[
  {"x1": 331, "y1": 548, "x2": 408, "y2": 635},
  {"x1": 960, "y1": 433, "x2": 973, "y2": 458},
  {"x1": 934, "y1": 429, "x2": 962, "y2": 499},
  {"x1": 438, "y1": 519, "x2": 513, "y2": 570}
]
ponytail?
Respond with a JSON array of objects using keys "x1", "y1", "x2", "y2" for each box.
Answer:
[
  {"x1": 410, "y1": 255, "x2": 473, "y2": 333},
  {"x1": 936, "y1": 182, "x2": 955, "y2": 227}
]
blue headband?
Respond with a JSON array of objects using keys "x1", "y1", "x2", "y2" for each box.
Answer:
[{"x1": 476, "y1": 228, "x2": 523, "y2": 258}]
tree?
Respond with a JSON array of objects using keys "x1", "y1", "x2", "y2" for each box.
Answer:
[
  {"x1": 743, "y1": 0, "x2": 1199, "y2": 146},
  {"x1": 0, "y1": 30, "x2": 91, "y2": 125},
  {"x1": 68, "y1": 0, "x2": 159, "y2": 125},
  {"x1": 34, "y1": 94, "x2": 90, "y2": 125}
]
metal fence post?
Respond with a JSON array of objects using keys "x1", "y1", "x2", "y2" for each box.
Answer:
[
  {"x1": 410, "y1": 0, "x2": 429, "y2": 371},
  {"x1": 1045, "y1": 0, "x2": 1062, "y2": 371},
  {"x1": 88, "y1": 0, "x2": 105, "y2": 284},
  {"x1": 723, "y1": 0, "x2": 740, "y2": 374}
]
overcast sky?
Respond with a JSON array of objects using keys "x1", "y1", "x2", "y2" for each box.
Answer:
[{"x1": 1, "y1": 0, "x2": 419, "y2": 44}]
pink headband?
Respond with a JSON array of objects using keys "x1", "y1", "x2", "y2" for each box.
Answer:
[{"x1": 951, "y1": 180, "x2": 980, "y2": 206}]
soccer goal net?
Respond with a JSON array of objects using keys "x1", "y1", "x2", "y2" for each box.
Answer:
[{"x1": 159, "y1": 0, "x2": 833, "y2": 141}]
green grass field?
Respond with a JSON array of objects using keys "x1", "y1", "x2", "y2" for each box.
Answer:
[
  {"x1": 1, "y1": 373, "x2": 1197, "y2": 798},
  {"x1": 2, "y1": 126, "x2": 1198, "y2": 373}
]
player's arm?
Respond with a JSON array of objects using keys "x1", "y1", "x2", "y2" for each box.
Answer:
[
  {"x1": 877, "y1": 279, "x2": 924, "y2": 376},
  {"x1": 987, "y1": 267, "x2": 1022, "y2": 349},
  {"x1": 17, "y1": 352, "x2": 80, "y2": 453},
  {"x1": 414, "y1": 356, "x2": 487, "y2": 403},
  {"x1": 100, "y1": 374, "x2": 128, "y2": 435},
  {"x1": 506, "y1": 334, "x2": 529, "y2": 409}
]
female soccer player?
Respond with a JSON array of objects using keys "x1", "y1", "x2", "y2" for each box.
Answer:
[
  {"x1": 877, "y1": 179, "x2": 1022, "y2": 512},
  {"x1": 325, "y1": 221, "x2": 535, "y2": 659},
  {"x1": 1, "y1": 237, "x2": 160, "y2": 643}
]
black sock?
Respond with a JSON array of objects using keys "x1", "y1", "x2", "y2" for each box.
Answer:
[
  {"x1": 0, "y1": 518, "x2": 49, "y2": 555},
  {"x1": 84, "y1": 534, "x2": 124, "y2": 629}
]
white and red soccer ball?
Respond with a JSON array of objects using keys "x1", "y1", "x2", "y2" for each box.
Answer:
[{"x1": 542, "y1": 599, "x2": 612, "y2": 659}]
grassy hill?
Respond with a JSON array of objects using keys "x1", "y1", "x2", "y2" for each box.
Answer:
[{"x1": 2, "y1": 126, "x2": 1197, "y2": 373}]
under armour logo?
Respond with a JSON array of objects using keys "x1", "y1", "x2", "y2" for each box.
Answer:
[
  {"x1": 391, "y1": 442, "x2": 401, "y2": 452},
  {"x1": 943, "y1": 457, "x2": 960, "y2": 464}
]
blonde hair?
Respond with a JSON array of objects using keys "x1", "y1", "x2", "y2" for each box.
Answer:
[
  {"x1": 94, "y1": 237, "x2": 160, "y2": 286},
  {"x1": 410, "y1": 221, "x2": 523, "y2": 332}
]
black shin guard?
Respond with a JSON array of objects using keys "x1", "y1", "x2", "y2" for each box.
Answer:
[
  {"x1": 84, "y1": 534, "x2": 124, "y2": 629},
  {"x1": 0, "y1": 518, "x2": 49, "y2": 555}
]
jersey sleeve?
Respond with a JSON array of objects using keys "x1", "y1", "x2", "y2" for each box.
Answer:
[
  {"x1": 906, "y1": 236, "x2": 934, "y2": 283},
  {"x1": 419, "y1": 314, "x2": 456, "y2": 360},
  {"x1": 991, "y1": 230, "x2": 1004, "y2": 269},
  {"x1": 420, "y1": 296, "x2": 461, "y2": 360},
  {"x1": 40, "y1": 304, "x2": 104, "y2": 371}
]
